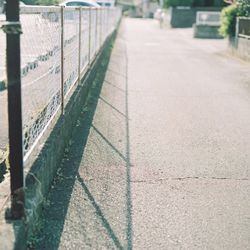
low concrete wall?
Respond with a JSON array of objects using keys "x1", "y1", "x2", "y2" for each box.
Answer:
[
  {"x1": 193, "y1": 25, "x2": 223, "y2": 39},
  {"x1": 0, "y1": 26, "x2": 119, "y2": 250},
  {"x1": 236, "y1": 37, "x2": 250, "y2": 62},
  {"x1": 229, "y1": 37, "x2": 250, "y2": 62}
]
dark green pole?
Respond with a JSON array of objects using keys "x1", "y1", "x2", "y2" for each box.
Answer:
[{"x1": 4, "y1": 0, "x2": 25, "y2": 219}]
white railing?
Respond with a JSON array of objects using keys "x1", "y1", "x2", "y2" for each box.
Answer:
[{"x1": 0, "y1": 6, "x2": 121, "y2": 160}]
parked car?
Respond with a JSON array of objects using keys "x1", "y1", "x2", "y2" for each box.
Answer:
[{"x1": 60, "y1": 0, "x2": 101, "y2": 7}]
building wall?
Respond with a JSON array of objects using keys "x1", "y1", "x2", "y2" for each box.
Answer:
[{"x1": 237, "y1": 37, "x2": 250, "y2": 62}]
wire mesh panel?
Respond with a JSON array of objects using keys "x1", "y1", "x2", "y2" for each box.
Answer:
[
  {"x1": 63, "y1": 7, "x2": 80, "y2": 97},
  {"x1": 1, "y1": 5, "x2": 121, "y2": 161},
  {"x1": 20, "y1": 6, "x2": 62, "y2": 157},
  {"x1": 100, "y1": 8, "x2": 105, "y2": 44},
  {"x1": 0, "y1": 13, "x2": 8, "y2": 154},
  {"x1": 90, "y1": 9, "x2": 97, "y2": 61},
  {"x1": 104, "y1": 8, "x2": 108, "y2": 40},
  {"x1": 104, "y1": 8, "x2": 108, "y2": 41},
  {"x1": 80, "y1": 8, "x2": 90, "y2": 73},
  {"x1": 108, "y1": 8, "x2": 114, "y2": 35},
  {"x1": 96, "y1": 8, "x2": 101, "y2": 51}
]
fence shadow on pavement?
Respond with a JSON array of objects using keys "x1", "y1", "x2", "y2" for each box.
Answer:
[{"x1": 34, "y1": 30, "x2": 132, "y2": 250}]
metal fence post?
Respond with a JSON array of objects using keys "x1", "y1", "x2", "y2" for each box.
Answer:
[
  {"x1": 4, "y1": 0, "x2": 25, "y2": 219},
  {"x1": 60, "y1": 6, "x2": 65, "y2": 114},
  {"x1": 88, "y1": 8, "x2": 91, "y2": 64},
  {"x1": 78, "y1": 7, "x2": 82, "y2": 83}
]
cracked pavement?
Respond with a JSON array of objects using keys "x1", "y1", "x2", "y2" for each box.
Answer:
[{"x1": 35, "y1": 18, "x2": 250, "y2": 249}]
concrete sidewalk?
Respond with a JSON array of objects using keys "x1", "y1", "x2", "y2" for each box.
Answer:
[{"x1": 35, "y1": 18, "x2": 250, "y2": 249}]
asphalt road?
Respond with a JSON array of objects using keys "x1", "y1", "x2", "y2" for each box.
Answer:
[
  {"x1": 126, "y1": 19, "x2": 250, "y2": 250},
  {"x1": 36, "y1": 18, "x2": 250, "y2": 249}
]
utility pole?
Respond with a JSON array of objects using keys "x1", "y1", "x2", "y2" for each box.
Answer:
[{"x1": 3, "y1": 0, "x2": 25, "y2": 219}]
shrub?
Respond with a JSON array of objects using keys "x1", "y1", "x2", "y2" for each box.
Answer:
[
  {"x1": 220, "y1": 4, "x2": 238, "y2": 37},
  {"x1": 220, "y1": 0, "x2": 250, "y2": 37},
  {"x1": 238, "y1": 0, "x2": 250, "y2": 15}
]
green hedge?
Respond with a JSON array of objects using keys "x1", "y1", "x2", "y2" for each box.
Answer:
[
  {"x1": 220, "y1": 4, "x2": 238, "y2": 37},
  {"x1": 220, "y1": 0, "x2": 250, "y2": 37}
]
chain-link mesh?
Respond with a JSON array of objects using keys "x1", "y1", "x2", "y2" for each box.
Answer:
[
  {"x1": 0, "y1": 13, "x2": 8, "y2": 154},
  {"x1": 63, "y1": 7, "x2": 80, "y2": 98},
  {"x1": 1, "y1": 6, "x2": 121, "y2": 161},
  {"x1": 104, "y1": 8, "x2": 108, "y2": 41},
  {"x1": 20, "y1": 7, "x2": 61, "y2": 157},
  {"x1": 100, "y1": 9, "x2": 104, "y2": 45},
  {"x1": 90, "y1": 9, "x2": 97, "y2": 61},
  {"x1": 80, "y1": 9, "x2": 90, "y2": 73},
  {"x1": 97, "y1": 9, "x2": 102, "y2": 49}
]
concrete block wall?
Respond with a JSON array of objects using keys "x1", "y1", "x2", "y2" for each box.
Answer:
[
  {"x1": 229, "y1": 37, "x2": 250, "y2": 62},
  {"x1": 237, "y1": 37, "x2": 250, "y2": 62}
]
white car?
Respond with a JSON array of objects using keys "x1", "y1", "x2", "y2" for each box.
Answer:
[{"x1": 60, "y1": 0, "x2": 100, "y2": 7}]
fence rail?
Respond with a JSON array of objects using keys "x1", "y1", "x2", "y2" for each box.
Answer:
[
  {"x1": 237, "y1": 17, "x2": 250, "y2": 39},
  {"x1": 0, "y1": 6, "x2": 121, "y2": 161}
]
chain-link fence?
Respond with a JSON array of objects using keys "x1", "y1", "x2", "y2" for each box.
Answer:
[
  {"x1": 20, "y1": 7, "x2": 62, "y2": 158},
  {"x1": 0, "y1": 6, "x2": 121, "y2": 163}
]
